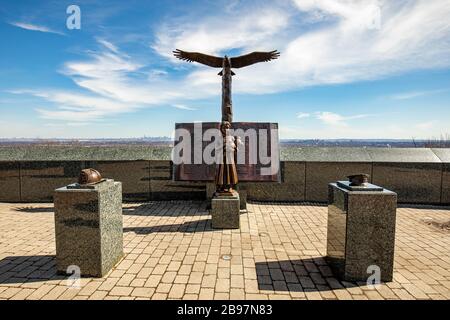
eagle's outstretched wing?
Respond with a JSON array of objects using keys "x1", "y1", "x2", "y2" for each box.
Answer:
[
  {"x1": 230, "y1": 50, "x2": 280, "y2": 68},
  {"x1": 173, "y1": 49, "x2": 223, "y2": 68}
]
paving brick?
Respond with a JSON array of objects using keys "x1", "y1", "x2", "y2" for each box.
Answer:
[
  {"x1": 188, "y1": 272, "x2": 203, "y2": 284},
  {"x1": 132, "y1": 287, "x2": 155, "y2": 298},
  {"x1": 174, "y1": 275, "x2": 189, "y2": 284},
  {"x1": 305, "y1": 291, "x2": 323, "y2": 300},
  {"x1": 10, "y1": 288, "x2": 35, "y2": 300},
  {"x1": 161, "y1": 271, "x2": 177, "y2": 283},
  {"x1": 168, "y1": 284, "x2": 185, "y2": 299},
  {"x1": 214, "y1": 292, "x2": 229, "y2": 299},
  {"x1": 230, "y1": 275, "x2": 245, "y2": 288},
  {"x1": 229, "y1": 288, "x2": 245, "y2": 299},
  {"x1": 145, "y1": 274, "x2": 163, "y2": 288},
  {"x1": 198, "y1": 288, "x2": 215, "y2": 300},
  {"x1": 215, "y1": 278, "x2": 230, "y2": 293},
  {"x1": 26, "y1": 284, "x2": 55, "y2": 300},
  {"x1": 78, "y1": 281, "x2": 102, "y2": 296},
  {"x1": 155, "y1": 283, "x2": 172, "y2": 294},
  {"x1": 202, "y1": 275, "x2": 217, "y2": 288},
  {"x1": 185, "y1": 284, "x2": 201, "y2": 294},
  {"x1": 151, "y1": 293, "x2": 168, "y2": 300},
  {"x1": 117, "y1": 274, "x2": 135, "y2": 286},
  {"x1": 41, "y1": 286, "x2": 67, "y2": 300},
  {"x1": 130, "y1": 278, "x2": 146, "y2": 287},
  {"x1": 97, "y1": 278, "x2": 119, "y2": 291},
  {"x1": 88, "y1": 290, "x2": 108, "y2": 300},
  {"x1": 1, "y1": 287, "x2": 22, "y2": 299},
  {"x1": 109, "y1": 286, "x2": 133, "y2": 297}
]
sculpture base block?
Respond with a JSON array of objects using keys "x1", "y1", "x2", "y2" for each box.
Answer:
[
  {"x1": 54, "y1": 179, "x2": 123, "y2": 277},
  {"x1": 211, "y1": 191, "x2": 240, "y2": 229},
  {"x1": 326, "y1": 182, "x2": 397, "y2": 282},
  {"x1": 207, "y1": 184, "x2": 247, "y2": 210},
  {"x1": 239, "y1": 189, "x2": 247, "y2": 210}
]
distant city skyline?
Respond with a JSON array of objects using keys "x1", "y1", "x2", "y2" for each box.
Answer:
[
  {"x1": 2, "y1": 137, "x2": 448, "y2": 149},
  {"x1": 1, "y1": 0, "x2": 450, "y2": 139}
]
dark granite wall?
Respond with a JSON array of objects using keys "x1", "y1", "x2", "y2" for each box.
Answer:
[
  {"x1": 20, "y1": 161, "x2": 83, "y2": 202},
  {"x1": 372, "y1": 163, "x2": 442, "y2": 204},
  {"x1": 243, "y1": 162, "x2": 306, "y2": 202},
  {"x1": 442, "y1": 164, "x2": 450, "y2": 205},
  {"x1": 0, "y1": 162, "x2": 20, "y2": 202},
  {"x1": 0, "y1": 147, "x2": 449, "y2": 204},
  {"x1": 149, "y1": 160, "x2": 206, "y2": 200},
  {"x1": 305, "y1": 162, "x2": 372, "y2": 202},
  {"x1": 88, "y1": 161, "x2": 151, "y2": 201}
]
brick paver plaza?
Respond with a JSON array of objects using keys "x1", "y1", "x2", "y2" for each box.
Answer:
[{"x1": 0, "y1": 201, "x2": 449, "y2": 300}]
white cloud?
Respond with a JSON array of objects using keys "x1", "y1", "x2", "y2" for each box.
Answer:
[
  {"x1": 294, "y1": 0, "x2": 383, "y2": 28},
  {"x1": 172, "y1": 104, "x2": 197, "y2": 111},
  {"x1": 315, "y1": 111, "x2": 372, "y2": 126},
  {"x1": 96, "y1": 38, "x2": 120, "y2": 54},
  {"x1": 277, "y1": 0, "x2": 450, "y2": 89},
  {"x1": 296, "y1": 112, "x2": 310, "y2": 119},
  {"x1": 10, "y1": 22, "x2": 65, "y2": 35},
  {"x1": 153, "y1": 5, "x2": 290, "y2": 59},
  {"x1": 19, "y1": 39, "x2": 215, "y2": 122},
  {"x1": 63, "y1": 42, "x2": 140, "y2": 81},
  {"x1": 12, "y1": 89, "x2": 138, "y2": 122},
  {"x1": 388, "y1": 89, "x2": 448, "y2": 100}
]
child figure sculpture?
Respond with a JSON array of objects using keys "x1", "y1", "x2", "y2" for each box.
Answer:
[{"x1": 215, "y1": 121, "x2": 239, "y2": 195}]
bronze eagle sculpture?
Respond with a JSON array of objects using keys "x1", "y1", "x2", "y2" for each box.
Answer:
[
  {"x1": 173, "y1": 49, "x2": 280, "y2": 122},
  {"x1": 173, "y1": 49, "x2": 280, "y2": 196},
  {"x1": 173, "y1": 49, "x2": 280, "y2": 71}
]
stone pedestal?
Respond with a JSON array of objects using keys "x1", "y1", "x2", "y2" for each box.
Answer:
[
  {"x1": 238, "y1": 189, "x2": 247, "y2": 210},
  {"x1": 326, "y1": 182, "x2": 397, "y2": 282},
  {"x1": 54, "y1": 179, "x2": 123, "y2": 277},
  {"x1": 207, "y1": 183, "x2": 247, "y2": 210},
  {"x1": 211, "y1": 191, "x2": 240, "y2": 229},
  {"x1": 206, "y1": 183, "x2": 216, "y2": 200}
]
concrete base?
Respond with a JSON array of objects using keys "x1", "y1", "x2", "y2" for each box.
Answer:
[
  {"x1": 211, "y1": 191, "x2": 240, "y2": 229},
  {"x1": 206, "y1": 183, "x2": 247, "y2": 210},
  {"x1": 326, "y1": 182, "x2": 397, "y2": 282},
  {"x1": 54, "y1": 179, "x2": 123, "y2": 277}
]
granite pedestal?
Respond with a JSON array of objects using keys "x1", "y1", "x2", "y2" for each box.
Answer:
[
  {"x1": 326, "y1": 181, "x2": 397, "y2": 282},
  {"x1": 207, "y1": 184, "x2": 247, "y2": 210},
  {"x1": 54, "y1": 179, "x2": 123, "y2": 277},
  {"x1": 211, "y1": 191, "x2": 240, "y2": 229}
]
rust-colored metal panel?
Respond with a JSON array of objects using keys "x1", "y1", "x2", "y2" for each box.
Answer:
[{"x1": 173, "y1": 122, "x2": 280, "y2": 182}]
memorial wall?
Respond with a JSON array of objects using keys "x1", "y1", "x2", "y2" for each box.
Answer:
[{"x1": 0, "y1": 146, "x2": 449, "y2": 204}]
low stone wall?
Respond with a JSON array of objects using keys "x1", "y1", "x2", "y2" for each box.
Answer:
[{"x1": 0, "y1": 146, "x2": 449, "y2": 204}]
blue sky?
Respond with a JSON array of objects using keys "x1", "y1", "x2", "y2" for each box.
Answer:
[{"x1": 0, "y1": 0, "x2": 449, "y2": 139}]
